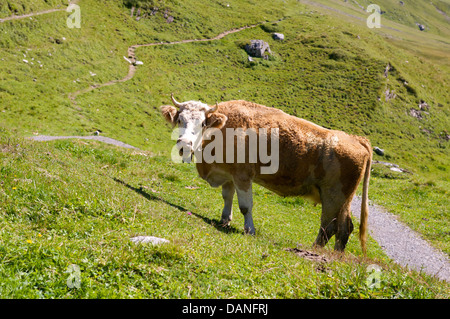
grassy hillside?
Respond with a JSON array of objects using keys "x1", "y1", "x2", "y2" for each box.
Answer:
[
  {"x1": 1, "y1": 132, "x2": 448, "y2": 298},
  {"x1": 0, "y1": 0, "x2": 449, "y2": 297}
]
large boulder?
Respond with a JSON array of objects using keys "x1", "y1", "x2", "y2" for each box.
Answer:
[{"x1": 245, "y1": 40, "x2": 271, "y2": 57}]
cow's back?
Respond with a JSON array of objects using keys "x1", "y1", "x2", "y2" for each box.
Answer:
[{"x1": 199, "y1": 101, "x2": 369, "y2": 201}]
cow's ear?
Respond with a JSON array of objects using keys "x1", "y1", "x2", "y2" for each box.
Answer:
[
  {"x1": 160, "y1": 105, "x2": 178, "y2": 126},
  {"x1": 205, "y1": 112, "x2": 227, "y2": 130}
]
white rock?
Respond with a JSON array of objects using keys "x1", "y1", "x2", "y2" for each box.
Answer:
[
  {"x1": 23, "y1": 59, "x2": 28, "y2": 63},
  {"x1": 135, "y1": 60, "x2": 143, "y2": 65},
  {"x1": 272, "y1": 33, "x2": 285, "y2": 41},
  {"x1": 123, "y1": 56, "x2": 132, "y2": 64},
  {"x1": 130, "y1": 236, "x2": 170, "y2": 245}
]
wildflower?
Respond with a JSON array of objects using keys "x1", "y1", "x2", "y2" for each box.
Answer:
[
  {"x1": 26, "y1": 239, "x2": 33, "y2": 244},
  {"x1": 12, "y1": 187, "x2": 17, "y2": 190}
]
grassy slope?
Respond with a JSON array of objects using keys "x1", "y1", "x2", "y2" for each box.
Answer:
[
  {"x1": 0, "y1": 0, "x2": 449, "y2": 297},
  {"x1": 1, "y1": 134, "x2": 447, "y2": 298}
]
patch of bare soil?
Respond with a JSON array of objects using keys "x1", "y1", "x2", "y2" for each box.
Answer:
[{"x1": 285, "y1": 248, "x2": 330, "y2": 263}]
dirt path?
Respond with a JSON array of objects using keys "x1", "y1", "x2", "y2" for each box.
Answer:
[
  {"x1": 0, "y1": 0, "x2": 78, "y2": 23},
  {"x1": 68, "y1": 20, "x2": 278, "y2": 103},
  {"x1": 0, "y1": 8, "x2": 64, "y2": 22},
  {"x1": 351, "y1": 197, "x2": 450, "y2": 282}
]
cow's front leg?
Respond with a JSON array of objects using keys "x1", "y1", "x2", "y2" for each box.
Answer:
[
  {"x1": 235, "y1": 182, "x2": 255, "y2": 235},
  {"x1": 220, "y1": 181, "x2": 235, "y2": 226}
]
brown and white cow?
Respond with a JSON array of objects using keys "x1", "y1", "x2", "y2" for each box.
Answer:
[{"x1": 160, "y1": 94, "x2": 372, "y2": 253}]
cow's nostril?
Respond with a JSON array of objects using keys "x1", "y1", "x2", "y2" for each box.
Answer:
[{"x1": 177, "y1": 139, "x2": 192, "y2": 146}]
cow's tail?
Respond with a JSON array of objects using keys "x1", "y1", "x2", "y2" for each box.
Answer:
[{"x1": 359, "y1": 138, "x2": 372, "y2": 255}]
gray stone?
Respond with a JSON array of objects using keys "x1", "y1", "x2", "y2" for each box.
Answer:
[{"x1": 244, "y1": 40, "x2": 271, "y2": 57}]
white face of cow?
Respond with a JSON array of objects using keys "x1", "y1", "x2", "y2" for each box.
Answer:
[
  {"x1": 175, "y1": 102, "x2": 208, "y2": 162},
  {"x1": 160, "y1": 94, "x2": 227, "y2": 163}
]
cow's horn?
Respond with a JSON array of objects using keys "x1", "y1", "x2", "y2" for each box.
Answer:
[
  {"x1": 171, "y1": 93, "x2": 183, "y2": 108},
  {"x1": 207, "y1": 102, "x2": 218, "y2": 114}
]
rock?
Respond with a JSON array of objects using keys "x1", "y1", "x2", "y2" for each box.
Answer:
[
  {"x1": 130, "y1": 236, "x2": 170, "y2": 245},
  {"x1": 166, "y1": 16, "x2": 174, "y2": 23},
  {"x1": 372, "y1": 160, "x2": 412, "y2": 174},
  {"x1": 418, "y1": 100, "x2": 429, "y2": 110},
  {"x1": 244, "y1": 40, "x2": 271, "y2": 58},
  {"x1": 409, "y1": 108, "x2": 423, "y2": 119},
  {"x1": 416, "y1": 23, "x2": 425, "y2": 31},
  {"x1": 272, "y1": 33, "x2": 284, "y2": 41},
  {"x1": 384, "y1": 63, "x2": 391, "y2": 78},
  {"x1": 134, "y1": 60, "x2": 144, "y2": 65},
  {"x1": 385, "y1": 88, "x2": 396, "y2": 101},
  {"x1": 248, "y1": 56, "x2": 254, "y2": 62},
  {"x1": 373, "y1": 147, "x2": 385, "y2": 156}
]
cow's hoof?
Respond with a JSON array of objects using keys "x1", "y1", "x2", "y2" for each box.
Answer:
[
  {"x1": 220, "y1": 219, "x2": 232, "y2": 227},
  {"x1": 244, "y1": 228, "x2": 256, "y2": 236}
]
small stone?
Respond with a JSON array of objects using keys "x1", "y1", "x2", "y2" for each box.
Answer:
[
  {"x1": 130, "y1": 236, "x2": 170, "y2": 245},
  {"x1": 272, "y1": 33, "x2": 284, "y2": 41},
  {"x1": 373, "y1": 147, "x2": 385, "y2": 156}
]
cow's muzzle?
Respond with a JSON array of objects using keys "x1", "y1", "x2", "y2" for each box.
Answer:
[{"x1": 176, "y1": 139, "x2": 194, "y2": 163}]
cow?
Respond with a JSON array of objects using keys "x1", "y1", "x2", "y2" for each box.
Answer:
[{"x1": 160, "y1": 94, "x2": 372, "y2": 253}]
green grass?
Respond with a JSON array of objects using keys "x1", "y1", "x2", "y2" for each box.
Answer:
[
  {"x1": 0, "y1": 0, "x2": 449, "y2": 297},
  {"x1": 1, "y1": 134, "x2": 448, "y2": 298}
]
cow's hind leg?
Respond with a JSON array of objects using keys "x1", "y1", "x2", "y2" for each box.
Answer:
[
  {"x1": 314, "y1": 190, "x2": 354, "y2": 252},
  {"x1": 220, "y1": 181, "x2": 235, "y2": 226},
  {"x1": 334, "y1": 203, "x2": 354, "y2": 252},
  {"x1": 313, "y1": 213, "x2": 337, "y2": 248},
  {"x1": 235, "y1": 182, "x2": 255, "y2": 235},
  {"x1": 313, "y1": 187, "x2": 349, "y2": 250}
]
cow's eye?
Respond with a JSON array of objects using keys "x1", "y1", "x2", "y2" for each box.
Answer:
[
  {"x1": 177, "y1": 118, "x2": 181, "y2": 124},
  {"x1": 202, "y1": 121, "x2": 206, "y2": 127}
]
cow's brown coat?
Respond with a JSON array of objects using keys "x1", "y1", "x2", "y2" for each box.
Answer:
[{"x1": 161, "y1": 99, "x2": 372, "y2": 253}]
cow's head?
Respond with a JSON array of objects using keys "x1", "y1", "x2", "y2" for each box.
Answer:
[{"x1": 160, "y1": 93, "x2": 227, "y2": 162}]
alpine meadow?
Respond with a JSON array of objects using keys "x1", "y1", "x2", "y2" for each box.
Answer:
[{"x1": 0, "y1": 0, "x2": 449, "y2": 299}]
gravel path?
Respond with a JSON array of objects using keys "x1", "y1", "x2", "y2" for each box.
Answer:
[
  {"x1": 28, "y1": 135, "x2": 138, "y2": 149},
  {"x1": 352, "y1": 197, "x2": 450, "y2": 282}
]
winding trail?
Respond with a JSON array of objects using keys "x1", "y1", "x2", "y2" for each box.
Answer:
[
  {"x1": 0, "y1": 8, "x2": 65, "y2": 22},
  {"x1": 0, "y1": 1, "x2": 78, "y2": 23},
  {"x1": 68, "y1": 20, "x2": 279, "y2": 103},
  {"x1": 6, "y1": 2, "x2": 450, "y2": 284}
]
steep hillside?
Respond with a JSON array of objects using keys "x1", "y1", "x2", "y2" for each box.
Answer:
[{"x1": 0, "y1": 0, "x2": 449, "y2": 297}]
